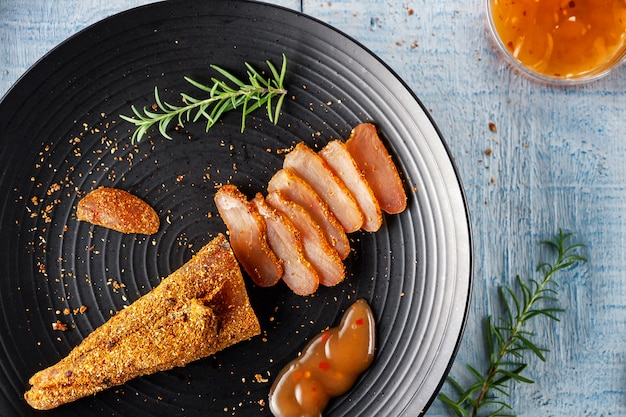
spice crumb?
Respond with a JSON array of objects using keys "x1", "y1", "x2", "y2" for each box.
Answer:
[
  {"x1": 52, "y1": 320, "x2": 68, "y2": 331},
  {"x1": 254, "y1": 373, "x2": 269, "y2": 383}
]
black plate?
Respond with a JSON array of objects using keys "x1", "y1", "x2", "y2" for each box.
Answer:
[{"x1": 0, "y1": 1, "x2": 472, "y2": 416}]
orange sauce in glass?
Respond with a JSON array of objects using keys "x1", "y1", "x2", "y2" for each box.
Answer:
[{"x1": 490, "y1": 0, "x2": 626, "y2": 79}]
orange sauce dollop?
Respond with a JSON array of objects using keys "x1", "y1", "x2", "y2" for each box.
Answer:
[
  {"x1": 268, "y1": 299, "x2": 375, "y2": 417},
  {"x1": 490, "y1": 0, "x2": 626, "y2": 78}
]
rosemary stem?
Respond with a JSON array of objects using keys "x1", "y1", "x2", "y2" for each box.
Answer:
[
  {"x1": 120, "y1": 54, "x2": 289, "y2": 143},
  {"x1": 147, "y1": 86, "x2": 287, "y2": 126},
  {"x1": 471, "y1": 243, "x2": 569, "y2": 417},
  {"x1": 472, "y1": 285, "x2": 539, "y2": 417},
  {"x1": 439, "y1": 230, "x2": 586, "y2": 417}
]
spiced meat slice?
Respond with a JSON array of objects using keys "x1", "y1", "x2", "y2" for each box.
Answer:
[
  {"x1": 345, "y1": 123, "x2": 407, "y2": 214},
  {"x1": 268, "y1": 169, "x2": 350, "y2": 260},
  {"x1": 215, "y1": 185, "x2": 283, "y2": 287},
  {"x1": 319, "y1": 140, "x2": 382, "y2": 232},
  {"x1": 76, "y1": 186, "x2": 160, "y2": 234},
  {"x1": 266, "y1": 190, "x2": 345, "y2": 287},
  {"x1": 252, "y1": 194, "x2": 320, "y2": 296},
  {"x1": 283, "y1": 143, "x2": 364, "y2": 233}
]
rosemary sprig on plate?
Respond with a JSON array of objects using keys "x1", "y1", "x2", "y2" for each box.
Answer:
[
  {"x1": 439, "y1": 229, "x2": 587, "y2": 417},
  {"x1": 120, "y1": 54, "x2": 288, "y2": 144}
]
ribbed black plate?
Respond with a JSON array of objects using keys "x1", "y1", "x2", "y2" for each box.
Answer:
[{"x1": 0, "y1": 1, "x2": 472, "y2": 416}]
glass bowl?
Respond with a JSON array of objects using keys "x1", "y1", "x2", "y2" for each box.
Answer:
[{"x1": 486, "y1": 0, "x2": 626, "y2": 85}]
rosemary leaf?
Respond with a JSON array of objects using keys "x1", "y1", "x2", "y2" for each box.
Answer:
[
  {"x1": 120, "y1": 54, "x2": 288, "y2": 143},
  {"x1": 440, "y1": 229, "x2": 587, "y2": 417}
]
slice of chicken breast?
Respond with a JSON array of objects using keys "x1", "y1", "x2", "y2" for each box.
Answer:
[
  {"x1": 283, "y1": 143, "x2": 364, "y2": 233},
  {"x1": 345, "y1": 123, "x2": 407, "y2": 214},
  {"x1": 319, "y1": 140, "x2": 383, "y2": 232},
  {"x1": 252, "y1": 194, "x2": 320, "y2": 296},
  {"x1": 266, "y1": 191, "x2": 345, "y2": 287},
  {"x1": 267, "y1": 169, "x2": 350, "y2": 260},
  {"x1": 215, "y1": 185, "x2": 283, "y2": 287}
]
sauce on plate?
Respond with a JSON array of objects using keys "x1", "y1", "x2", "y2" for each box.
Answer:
[{"x1": 268, "y1": 299, "x2": 375, "y2": 417}]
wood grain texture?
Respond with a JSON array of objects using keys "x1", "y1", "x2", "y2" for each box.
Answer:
[
  {"x1": 1, "y1": 0, "x2": 625, "y2": 416},
  {"x1": 302, "y1": 2, "x2": 624, "y2": 416}
]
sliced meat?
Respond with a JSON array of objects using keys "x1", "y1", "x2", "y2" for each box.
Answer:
[
  {"x1": 266, "y1": 191, "x2": 345, "y2": 287},
  {"x1": 267, "y1": 169, "x2": 350, "y2": 260},
  {"x1": 252, "y1": 194, "x2": 320, "y2": 296},
  {"x1": 283, "y1": 143, "x2": 363, "y2": 233},
  {"x1": 345, "y1": 123, "x2": 407, "y2": 214},
  {"x1": 215, "y1": 185, "x2": 283, "y2": 287},
  {"x1": 76, "y1": 187, "x2": 159, "y2": 234},
  {"x1": 319, "y1": 140, "x2": 383, "y2": 232}
]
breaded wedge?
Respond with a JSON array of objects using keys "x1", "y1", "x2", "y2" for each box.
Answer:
[{"x1": 24, "y1": 234, "x2": 260, "y2": 410}]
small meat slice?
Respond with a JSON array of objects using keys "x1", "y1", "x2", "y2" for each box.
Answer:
[
  {"x1": 76, "y1": 187, "x2": 159, "y2": 234},
  {"x1": 345, "y1": 123, "x2": 407, "y2": 214},
  {"x1": 267, "y1": 169, "x2": 350, "y2": 260},
  {"x1": 252, "y1": 194, "x2": 319, "y2": 296},
  {"x1": 266, "y1": 191, "x2": 345, "y2": 287},
  {"x1": 283, "y1": 143, "x2": 363, "y2": 233},
  {"x1": 215, "y1": 185, "x2": 283, "y2": 287},
  {"x1": 319, "y1": 140, "x2": 383, "y2": 232}
]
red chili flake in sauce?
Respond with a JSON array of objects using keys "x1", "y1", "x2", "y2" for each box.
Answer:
[{"x1": 269, "y1": 299, "x2": 375, "y2": 417}]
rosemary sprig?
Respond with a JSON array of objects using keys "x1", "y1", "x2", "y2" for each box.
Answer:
[
  {"x1": 439, "y1": 229, "x2": 587, "y2": 417},
  {"x1": 120, "y1": 54, "x2": 288, "y2": 144}
]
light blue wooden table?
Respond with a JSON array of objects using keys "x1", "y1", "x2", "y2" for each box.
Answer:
[{"x1": 1, "y1": 0, "x2": 622, "y2": 416}]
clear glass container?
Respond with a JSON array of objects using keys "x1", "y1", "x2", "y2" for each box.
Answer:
[{"x1": 486, "y1": 0, "x2": 626, "y2": 84}]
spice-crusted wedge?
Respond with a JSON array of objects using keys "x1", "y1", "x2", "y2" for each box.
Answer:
[
  {"x1": 345, "y1": 123, "x2": 407, "y2": 214},
  {"x1": 267, "y1": 169, "x2": 350, "y2": 260},
  {"x1": 24, "y1": 234, "x2": 260, "y2": 410},
  {"x1": 283, "y1": 143, "x2": 364, "y2": 233},
  {"x1": 215, "y1": 185, "x2": 283, "y2": 287},
  {"x1": 252, "y1": 194, "x2": 320, "y2": 296},
  {"x1": 319, "y1": 140, "x2": 383, "y2": 232},
  {"x1": 76, "y1": 186, "x2": 159, "y2": 234},
  {"x1": 266, "y1": 191, "x2": 345, "y2": 287}
]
